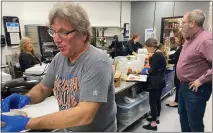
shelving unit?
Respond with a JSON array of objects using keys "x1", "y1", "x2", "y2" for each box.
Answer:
[
  {"x1": 24, "y1": 24, "x2": 57, "y2": 62},
  {"x1": 117, "y1": 108, "x2": 149, "y2": 132},
  {"x1": 90, "y1": 26, "x2": 124, "y2": 47},
  {"x1": 160, "y1": 16, "x2": 183, "y2": 45}
]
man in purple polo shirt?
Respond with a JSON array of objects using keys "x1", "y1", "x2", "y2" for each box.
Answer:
[{"x1": 176, "y1": 9, "x2": 212, "y2": 132}]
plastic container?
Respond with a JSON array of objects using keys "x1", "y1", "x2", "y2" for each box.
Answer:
[
  {"x1": 116, "y1": 92, "x2": 149, "y2": 125},
  {"x1": 136, "y1": 54, "x2": 146, "y2": 68},
  {"x1": 138, "y1": 48, "x2": 148, "y2": 55}
]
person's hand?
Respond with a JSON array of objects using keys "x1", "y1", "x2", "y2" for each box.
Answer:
[
  {"x1": 141, "y1": 68, "x2": 149, "y2": 75},
  {"x1": 132, "y1": 52, "x2": 137, "y2": 56},
  {"x1": 1, "y1": 93, "x2": 31, "y2": 112},
  {"x1": 148, "y1": 53, "x2": 153, "y2": 58},
  {"x1": 175, "y1": 37, "x2": 180, "y2": 45},
  {"x1": 189, "y1": 79, "x2": 202, "y2": 92},
  {"x1": 1, "y1": 114, "x2": 30, "y2": 132},
  {"x1": 144, "y1": 64, "x2": 150, "y2": 68}
]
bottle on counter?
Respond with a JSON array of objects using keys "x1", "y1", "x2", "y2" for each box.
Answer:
[{"x1": 170, "y1": 30, "x2": 174, "y2": 37}]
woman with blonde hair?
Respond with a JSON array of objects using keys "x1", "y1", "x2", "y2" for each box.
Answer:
[{"x1": 19, "y1": 37, "x2": 41, "y2": 72}]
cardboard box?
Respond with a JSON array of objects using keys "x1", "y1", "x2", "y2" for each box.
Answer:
[{"x1": 114, "y1": 71, "x2": 122, "y2": 88}]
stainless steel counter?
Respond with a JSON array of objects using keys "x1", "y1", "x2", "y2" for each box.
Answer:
[
  {"x1": 114, "y1": 65, "x2": 174, "y2": 94},
  {"x1": 115, "y1": 81, "x2": 136, "y2": 94}
]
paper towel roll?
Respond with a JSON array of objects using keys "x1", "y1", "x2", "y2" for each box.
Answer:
[
  {"x1": 138, "y1": 48, "x2": 143, "y2": 54},
  {"x1": 137, "y1": 54, "x2": 146, "y2": 68},
  {"x1": 138, "y1": 48, "x2": 148, "y2": 55}
]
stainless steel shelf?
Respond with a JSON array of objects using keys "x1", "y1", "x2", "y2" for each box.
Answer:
[{"x1": 117, "y1": 109, "x2": 150, "y2": 132}]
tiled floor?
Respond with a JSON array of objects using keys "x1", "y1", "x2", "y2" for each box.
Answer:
[{"x1": 124, "y1": 92, "x2": 212, "y2": 132}]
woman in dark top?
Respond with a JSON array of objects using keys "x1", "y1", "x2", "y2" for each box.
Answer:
[
  {"x1": 142, "y1": 38, "x2": 167, "y2": 131},
  {"x1": 166, "y1": 32, "x2": 185, "y2": 108},
  {"x1": 19, "y1": 37, "x2": 41, "y2": 72},
  {"x1": 108, "y1": 35, "x2": 124, "y2": 58},
  {"x1": 126, "y1": 34, "x2": 143, "y2": 55}
]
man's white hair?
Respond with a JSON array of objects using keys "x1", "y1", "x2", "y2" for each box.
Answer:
[
  {"x1": 188, "y1": 9, "x2": 206, "y2": 27},
  {"x1": 49, "y1": 2, "x2": 92, "y2": 42}
]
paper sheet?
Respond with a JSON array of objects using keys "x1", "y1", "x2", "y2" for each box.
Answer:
[
  {"x1": 145, "y1": 28, "x2": 156, "y2": 41},
  {"x1": 10, "y1": 33, "x2": 20, "y2": 44},
  {"x1": 126, "y1": 74, "x2": 147, "y2": 82},
  {"x1": 6, "y1": 22, "x2": 20, "y2": 32}
]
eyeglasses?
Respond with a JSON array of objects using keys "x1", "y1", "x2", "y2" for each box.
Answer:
[
  {"x1": 182, "y1": 20, "x2": 192, "y2": 25},
  {"x1": 48, "y1": 28, "x2": 76, "y2": 38}
]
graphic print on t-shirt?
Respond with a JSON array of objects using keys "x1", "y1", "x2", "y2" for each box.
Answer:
[{"x1": 53, "y1": 74, "x2": 79, "y2": 110}]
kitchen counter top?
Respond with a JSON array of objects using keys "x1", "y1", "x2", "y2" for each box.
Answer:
[
  {"x1": 6, "y1": 96, "x2": 59, "y2": 132},
  {"x1": 114, "y1": 65, "x2": 175, "y2": 94},
  {"x1": 14, "y1": 96, "x2": 59, "y2": 118},
  {"x1": 115, "y1": 81, "x2": 137, "y2": 94},
  {"x1": 1, "y1": 71, "x2": 12, "y2": 83}
]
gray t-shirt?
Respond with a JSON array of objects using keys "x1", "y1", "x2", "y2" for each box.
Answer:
[{"x1": 41, "y1": 45, "x2": 117, "y2": 132}]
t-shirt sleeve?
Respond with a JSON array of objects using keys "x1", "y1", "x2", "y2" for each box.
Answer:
[
  {"x1": 41, "y1": 55, "x2": 57, "y2": 89},
  {"x1": 79, "y1": 61, "x2": 112, "y2": 103}
]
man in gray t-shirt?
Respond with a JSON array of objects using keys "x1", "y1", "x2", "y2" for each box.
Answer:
[
  {"x1": 1, "y1": 3, "x2": 117, "y2": 132},
  {"x1": 42, "y1": 45, "x2": 117, "y2": 131}
]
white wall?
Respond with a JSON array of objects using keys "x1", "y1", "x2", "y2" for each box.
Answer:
[
  {"x1": 1, "y1": 1, "x2": 131, "y2": 65},
  {"x1": 121, "y1": 2, "x2": 131, "y2": 26},
  {"x1": 2, "y1": 1, "x2": 131, "y2": 35}
]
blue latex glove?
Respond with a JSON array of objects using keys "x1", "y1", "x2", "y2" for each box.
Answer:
[
  {"x1": 1, "y1": 93, "x2": 31, "y2": 112},
  {"x1": 1, "y1": 114, "x2": 30, "y2": 132},
  {"x1": 141, "y1": 68, "x2": 149, "y2": 75}
]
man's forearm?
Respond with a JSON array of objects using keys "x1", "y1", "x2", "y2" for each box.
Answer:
[
  {"x1": 26, "y1": 102, "x2": 98, "y2": 129},
  {"x1": 198, "y1": 69, "x2": 212, "y2": 85},
  {"x1": 26, "y1": 83, "x2": 52, "y2": 104}
]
